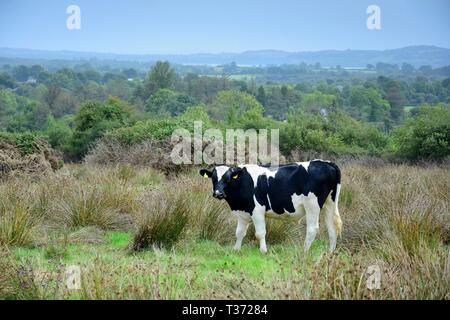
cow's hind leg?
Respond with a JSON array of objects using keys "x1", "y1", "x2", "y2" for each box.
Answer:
[
  {"x1": 234, "y1": 216, "x2": 250, "y2": 251},
  {"x1": 323, "y1": 198, "x2": 337, "y2": 252},
  {"x1": 303, "y1": 197, "x2": 321, "y2": 252}
]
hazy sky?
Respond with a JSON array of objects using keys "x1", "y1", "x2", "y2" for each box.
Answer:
[{"x1": 1, "y1": 0, "x2": 449, "y2": 54}]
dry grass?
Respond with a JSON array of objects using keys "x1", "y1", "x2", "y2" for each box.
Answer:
[
  {"x1": 340, "y1": 164, "x2": 450, "y2": 252},
  {"x1": 0, "y1": 162, "x2": 449, "y2": 299}
]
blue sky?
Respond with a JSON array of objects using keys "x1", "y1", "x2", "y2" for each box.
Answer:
[{"x1": 0, "y1": 0, "x2": 449, "y2": 53}]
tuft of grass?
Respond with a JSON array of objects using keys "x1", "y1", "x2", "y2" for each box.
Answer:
[
  {"x1": 0, "y1": 185, "x2": 42, "y2": 247},
  {"x1": 54, "y1": 185, "x2": 132, "y2": 231},
  {"x1": 0, "y1": 204, "x2": 37, "y2": 247},
  {"x1": 44, "y1": 243, "x2": 68, "y2": 261},
  {"x1": 179, "y1": 177, "x2": 234, "y2": 243},
  {"x1": 117, "y1": 164, "x2": 136, "y2": 182},
  {"x1": 132, "y1": 191, "x2": 190, "y2": 250}
]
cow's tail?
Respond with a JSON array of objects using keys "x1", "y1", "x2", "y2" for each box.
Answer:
[
  {"x1": 329, "y1": 162, "x2": 343, "y2": 237},
  {"x1": 333, "y1": 183, "x2": 343, "y2": 237}
]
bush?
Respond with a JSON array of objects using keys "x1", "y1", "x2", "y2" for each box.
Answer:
[
  {"x1": 280, "y1": 111, "x2": 390, "y2": 158},
  {"x1": 145, "y1": 88, "x2": 197, "y2": 116},
  {"x1": 0, "y1": 132, "x2": 60, "y2": 179},
  {"x1": 44, "y1": 115, "x2": 73, "y2": 153},
  {"x1": 69, "y1": 97, "x2": 132, "y2": 158},
  {"x1": 103, "y1": 115, "x2": 201, "y2": 146},
  {"x1": 393, "y1": 104, "x2": 450, "y2": 160},
  {"x1": 85, "y1": 138, "x2": 187, "y2": 175}
]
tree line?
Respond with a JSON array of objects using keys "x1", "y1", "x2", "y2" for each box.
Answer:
[{"x1": 0, "y1": 61, "x2": 449, "y2": 161}]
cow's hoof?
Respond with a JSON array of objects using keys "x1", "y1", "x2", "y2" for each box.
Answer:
[{"x1": 260, "y1": 248, "x2": 268, "y2": 254}]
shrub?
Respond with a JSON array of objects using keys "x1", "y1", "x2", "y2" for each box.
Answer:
[
  {"x1": 0, "y1": 133, "x2": 60, "y2": 180},
  {"x1": 69, "y1": 97, "x2": 132, "y2": 158},
  {"x1": 44, "y1": 115, "x2": 73, "y2": 153},
  {"x1": 393, "y1": 104, "x2": 450, "y2": 160},
  {"x1": 145, "y1": 88, "x2": 197, "y2": 116},
  {"x1": 280, "y1": 111, "x2": 390, "y2": 158},
  {"x1": 103, "y1": 117, "x2": 193, "y2": 145},
  {"x1": 85, "y1": 138, "x2": 187, "y2": 175}
]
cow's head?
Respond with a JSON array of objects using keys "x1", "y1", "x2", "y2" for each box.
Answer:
[{"x1": 199, "y1": 166, "x2": 246, "y2": 200}]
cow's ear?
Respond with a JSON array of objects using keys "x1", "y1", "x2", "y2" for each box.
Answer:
[
  {"x1": 231, "y1": 167, "x2": 244, "y2": 180},
  {"x1": 199, "y1": 169, "x2": 213, "y2": 179}
]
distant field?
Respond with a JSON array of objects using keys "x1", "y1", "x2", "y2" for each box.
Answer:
[
  {"x1": 1, "y1": 163, "x2": 449, "y2": 299},
  {"x1": 404, "y1": 105, "x2": 416, "y2": 114},
  {"x1": 228, "y1": 74, "x2": 257, "y2": 81}
]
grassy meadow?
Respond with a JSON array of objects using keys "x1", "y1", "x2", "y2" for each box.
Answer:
[{"x1": 0, "y1": 162, "x2": 449, "y2": 300}]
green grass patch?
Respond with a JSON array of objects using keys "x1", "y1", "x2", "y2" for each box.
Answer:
[{"x1": 107, "y1": 231, "x2": 131, "y2": 248}]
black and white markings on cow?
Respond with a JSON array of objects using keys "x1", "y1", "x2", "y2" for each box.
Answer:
[{"x1": 200, "y1": 160, "x2": 343, "y2": 253}]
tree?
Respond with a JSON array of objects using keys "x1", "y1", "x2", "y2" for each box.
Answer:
[
  {"x1": 280, "y1": 110, "x2": 389, "y2": 157},
  {"x1": 178, "y1": 105, "x2": 212, "y2": 128},
  {"x1": 401, "y1": 63, "x2": 415, "y2": 75},
  {"x1": 0, "y1": 90, "x2": 18, "y2": 130},
  {"x1": 29, "y1": 65, "x2": 45, "y2": 78},
  {"x1": 122, "y1": 68, "x2": 138, "y2": 79},
  {"x1": 7, "y1": 101, "x2": 50, "y2": 132},
  {"x1": 44, "y1": 115, "x2": 73, "y2": 152},
  {"x1": 70, "y1": 97, "x2": 132, "y2": 158},
  {"x1": 377, "y1": 76, "x2": 405, "y2": 123},
  {"x1": 393, "y1": 104, "x2": 450, "y2": 159},
  {"x1": 44, "y1": 85, "x2": 62, "y2": 109},
  {"x1": 145, "y1": 89, "x2": 197, "y2": 117},
  {"x1": 442, "y1": 78, "x2": 450, "y2": 90},
  {"x1": 209, "y1": 90, "x2": 263, "y2": 125},
  {"x1": 256, "y1": 85, "x2": 267, "y2": 107},
  {"x1": 302, "y1": 91, "x2": 337, "y2": 114},
  {"x1": 348, "y1": 86, "x2": 390, "y2": 123},
  {"x1": 0, "y1": 72, "x2": 16, "y2": 89},
  {"x1": 12, "y1": 65, "x2": 30, "y2": 82},
  {"x1": 145, "y1": 61, "x2": 175, "y2": 98},
  {"x1": 418, "y1": 65, "x2": 432, "y2": 75},
  {"x1": 106, "y1": 78, "x2": 132, "y2": 101}
]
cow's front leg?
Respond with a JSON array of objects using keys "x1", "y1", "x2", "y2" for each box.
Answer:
[
  {"x1": 252, "y1": 211, "x2": 267, "y2": 253},
  {"x1": 234, "y1": 216, "x2": 250, "y2": 251}
]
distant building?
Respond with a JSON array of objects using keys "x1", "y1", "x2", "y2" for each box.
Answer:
[
  {"x1": 320, "y1": 108, "x2": 328, "y2": 117},
  {"x1": 25, "y1": 76, "x2": 37, "y2": 84}
]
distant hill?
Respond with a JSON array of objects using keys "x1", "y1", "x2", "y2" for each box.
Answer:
[{"x1": 0, "y1": 45, "x2": 449, "y2": 68}]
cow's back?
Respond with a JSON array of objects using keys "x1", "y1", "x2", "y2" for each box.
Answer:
[{"x1": 254, "y1": 161, "x2": 340, "y2": 214}]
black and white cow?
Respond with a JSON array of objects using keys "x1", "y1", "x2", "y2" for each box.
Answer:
[{"x1": 200, "y1": 160, "x2": 342, "y2": 253}]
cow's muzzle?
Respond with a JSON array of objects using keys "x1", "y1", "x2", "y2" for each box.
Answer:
[{"x1": 213, "y1": 190, "x2": 226, "y2": 199}]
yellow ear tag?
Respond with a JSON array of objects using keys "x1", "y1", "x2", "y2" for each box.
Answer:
[
  {"x1": 232, "y1": 174, "x2": 239, "y2": 180},
  {"x1": 203, "y1": 173, "x2": 209, "y2": 178}
]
